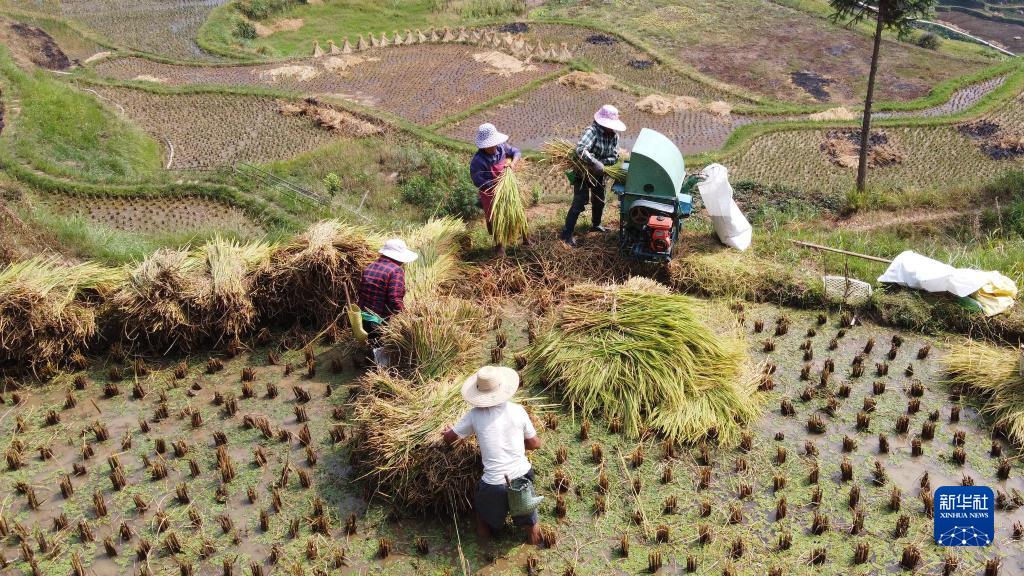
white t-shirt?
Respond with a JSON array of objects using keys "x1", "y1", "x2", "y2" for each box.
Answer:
[{"x1": 453, "y1": 402, "x2": 537, "y2": 486}]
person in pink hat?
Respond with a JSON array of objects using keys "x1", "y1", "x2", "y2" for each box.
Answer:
[
  {"x1": 470, "y1": 123, "x2": 522, "y2": 257},
  {"x1": 560, "y1": 104, "x2": 626, "y2": 247}
]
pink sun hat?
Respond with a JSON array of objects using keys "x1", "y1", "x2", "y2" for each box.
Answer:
[{"x1": 594, "y1": 104, "x2": 626, "y2": 132}]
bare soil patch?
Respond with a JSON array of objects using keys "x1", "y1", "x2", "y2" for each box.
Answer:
[
  {"x1": 822, "y1": 129, "x2": 905, "y2": 168},
  {"x1": 1, "y1": 18, "x2": 71, "y2": 70},
  {"x1": 253, "y1": 17, "x2": 304, "y2": 38}
]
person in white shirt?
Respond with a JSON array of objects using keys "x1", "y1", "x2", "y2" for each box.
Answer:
[{"x1": 443, "y1": 365, "x2": 542, "y2": 544}]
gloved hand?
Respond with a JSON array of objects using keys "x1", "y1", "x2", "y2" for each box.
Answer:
[{"x1": 590, "y1": 158, "x2": 605, "y2": 174}]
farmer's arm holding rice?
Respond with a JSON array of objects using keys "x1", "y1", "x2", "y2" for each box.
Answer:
[
  {"x1": 442, "y1": 366, "x2": 542, "y2": 545},
  {"x1": 560, "y1": 105, "x2": 626, "y2": 247},
  {"x1": 470, "y1": 123, "x2": 522, "y2": 257},
  {"x1": 357, "y1": 239, "x2": 418, "y2": 362}
]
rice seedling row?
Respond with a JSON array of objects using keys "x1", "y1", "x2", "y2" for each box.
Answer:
[
  {"x1": 43, "y1": 194, "x2": 264, "y2": 237},
  {"x1": 82, "y1": 86, "x2": 338, "y2": 170},
  {"x1": 90, "y1": 43, "x2": 560, "y2": 125}
]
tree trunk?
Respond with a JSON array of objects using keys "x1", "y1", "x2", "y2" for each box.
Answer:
[{"x1": 857, "y1": 1, "x2": 886, "y2": 192}]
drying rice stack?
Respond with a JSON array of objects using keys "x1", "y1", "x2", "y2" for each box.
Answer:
[
  {"x1": 490, "y1": 169, "x2": 528, "y2": 247},
  {"x1": 524, "y1": 278, "x2": 758, "y2": 444},
  {"x1": 944, "y1": 341, "x2": 1024, "y2": 445},
  {"x1": 192, "y1": 238, "x2": 275, "y2": 345},
  {"x1": 110, "y1": 248, "x2": 203, "y2": 351},
  {"x1": 380, "y1": 296, "x2": 486, "y2": 381},
  {"x1": 0, "y1": 257, "x2": 121, "y2": 372},
  {"x1": 402, "y1": 217, "x2": 467, "y2": 303},
  {"x1": 351, "y1": 370, "x2": 480, "y2": 515},
  {"x1": 540, "y1": 138, "x2": 626, "y2": 185},
  {"x1": 255, "y1": 220, "x2": 375, "y2": 326}
]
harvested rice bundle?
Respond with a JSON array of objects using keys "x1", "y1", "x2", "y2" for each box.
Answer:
[
  {"x1": 110, "y1": 248, "x2": 203, "y2": 352},
  {"x1": 255, "y1": 220, "x2": 375, "y2": 326},
  {"x1": 540, "y1": 139, "x2": 626, "y2": 185},
  {"x1": 403, "y1": 217, "x2": 467, "y2": 303},
  {"x1": 351, "y1": 371, "x2": 480, "y2": 514},
  {"x1": 525, "y1": 278, "x2": 758, "y2": 444},
  {"x1": 191, "y1": 238, "x2": 275, "y2": 345},
  {"x1": 944, "y1": 341, "x2": 1024, "y2": 445},
  {"x1": 0, "y1": 257, "x2": 121, "y2": 372},
  {"x1": 491, "y1": 169, "x2": 528, "y2": 248},
  {"x1": 380, "y1": 296, "x2": 486, "y2": 382}
]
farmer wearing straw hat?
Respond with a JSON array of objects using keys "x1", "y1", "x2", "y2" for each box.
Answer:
[
  {"x1": 560, "y1": 104, "x2": 626, "y2": 247},
  {"x1": 443, "y1": 365, "x2": 543, "y2": 544},
  {"x1": 357, "y1": 239, "x2": 418, "y2": 363},
  {"x1": 470, "y1": 123, "x2": 522, "y2": 257}
]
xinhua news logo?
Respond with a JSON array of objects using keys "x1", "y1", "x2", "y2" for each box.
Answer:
[{"x1": 934, "y1": 486, "x2": 995, "y2": 547}]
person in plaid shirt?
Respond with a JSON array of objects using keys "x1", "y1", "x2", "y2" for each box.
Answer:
[
  {"x1": 560, "y1": 104, "x2": 627, "y2": 247},
  {"x1": 358, "y1": 239, "x2": 418, "y2": 349}
]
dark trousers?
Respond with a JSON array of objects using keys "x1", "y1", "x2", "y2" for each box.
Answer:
[
  {"x1": 362, "y1": 319, "x2": 383, "y2": 347},
  {"x1": 475, "y1": 469, "x2": 538, "y2": 531},
  {"x1": 561, "y1": 174, "x2": 606, "y2": 238}
]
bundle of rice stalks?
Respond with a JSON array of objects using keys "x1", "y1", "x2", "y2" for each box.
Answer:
[
  {"x1": 380, "y1": 296, "x2": 486, "y2": 381},
  {"x1": 110, "y1": 248, "x2": 202, "y2": 351},
  {"x1": 524, "y1": 278, "x2": 759, "y2": 444},
  {"x1": 255, "y1": 220, "x2": 375, "y2": 326},
  {"x1": 539, "y1": 139, "x2": 626, "y2": 186},
  {"x1": 402, "y1": 217, "x2": 467, "y2": 303},
  {"x1": 944, "y1": 341, "x2": 1024, "y2": 445},
  {"x1": 191, "y1": 238, "x2": 275, "y2": 345},
  {"x1": 350, "y1": 370, "x2": 479, "y2": 514},
  {"x1": 0, "y1": 257, "x2": 121, "y2": 373},
  {"x1": 491, "y1": 169, "x2": 529, "y2": 248}
]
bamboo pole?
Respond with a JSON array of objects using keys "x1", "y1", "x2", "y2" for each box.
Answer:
[{"x1": 789, "y1": 239, "x2": 893, "y2": 264}]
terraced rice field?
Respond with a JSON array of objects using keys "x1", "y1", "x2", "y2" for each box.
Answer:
[
  {"x1": 444, "y1": 80, "x2": 749, "y2": 154},
  {"x1": 490, "y1": 23, "x2": 741, "y2": 102},
  {"x1": 44, "y1": 194, "x2": 263, "y2": 236},
  {"x1": 84, "y1": 87, "x2": 337, "y2": 169},
  {"x1": 90, "y1": 44, "x2": 560, "y2": 125},
  {"x1": 0, "y1": 0, "x2": 229, "y2": 60},
  {"x1": 876, "y1": 75, "x2": 1008, "y2": 119}
]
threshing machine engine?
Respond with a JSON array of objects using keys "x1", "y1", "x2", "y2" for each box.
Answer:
[{"x1": 612, "y1": 128, "x2": 699, "y2": 262}]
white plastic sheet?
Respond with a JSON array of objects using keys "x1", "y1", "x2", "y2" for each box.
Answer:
[
  {"x1": 697, "y1": 163, "x2": 752, "y2": 251},
  {"x1": 878, "y1": 250, "x2": 1018, "y2": 316}
]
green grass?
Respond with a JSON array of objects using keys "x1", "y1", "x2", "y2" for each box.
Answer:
[{"x1": 0, "y1": 47, "x2": 162, "y2": 182}]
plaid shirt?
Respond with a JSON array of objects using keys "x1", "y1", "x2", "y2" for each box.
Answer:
[
  {"x1": 576, "y1": 122, "x2": 619, "y2": 166},
  {"x1": 358, "y1": 257, "x2": 406, "y2": 320}
]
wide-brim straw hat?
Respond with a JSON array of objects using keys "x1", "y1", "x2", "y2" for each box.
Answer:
[
  {"x1": 461, "y1": 365, "x2": 520, "y2": 408},
  {"x1": 379, "y1": 238, "x2": 419, "y2": 263},
  {"x1": 475, "y1": 123, "x2": 509, "y2": 149},
  {"x1": 594, "y1": 104, "x2": 626, "y2": 132}
]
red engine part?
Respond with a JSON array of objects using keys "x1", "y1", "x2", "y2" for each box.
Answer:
[{"x1": 647, "y1": 215, "x2": 673, "y2": 253}]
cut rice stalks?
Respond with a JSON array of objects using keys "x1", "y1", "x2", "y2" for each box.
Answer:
[
  {"x1": 491, "y1": 169, "x2": 529, "y2": 248},
  {"x1": 110, "y1": 248, "x2": 202, "y2": 352},
  {"x1": 524, "y1": 278, "x2": 759, "y2": 444},
  {"x1": 192, "y1": 238, "x2": 275, "y2": 345},
  {"x1": 943, "y1": 341, "x2": 1024, "y2": 445},
  {"x1": 540, "y1": 139, "x2": 626, "y2": 186},
  {"x1": 402, "y1": 217, "x2": 467, "y2": 303},
  {"x1": 351, "y1": 370, "x2": 479, "y2": 515},
  {"x1": 380, "y1": 296, "x2": 487, "y2": 382},
  {"x1": 0, "y1": 257, "x2": 121, "y2": 373}
]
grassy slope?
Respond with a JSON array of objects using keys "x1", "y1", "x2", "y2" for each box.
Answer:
[{"x1": 0, "y1": 48, "x2": 162, "y2": 182}]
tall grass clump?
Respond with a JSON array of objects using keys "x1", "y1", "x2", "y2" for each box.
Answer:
[
  {"x1": 524, "y1": 278, "x2": 759, "y2": 444},
  {"x1": 491, "y1": 169, "x2": 528, "y2": 248},
  {"x1": 351, "y1": 370, "x2": 480, "y2": 514},
  {"x1": 944, "y1": 341, "x2": 1024, "y2": 445},
  {"x1": 0, "y1": 257, "x2": 121, "y2": 373}
]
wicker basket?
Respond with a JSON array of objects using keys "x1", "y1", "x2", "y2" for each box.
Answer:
[{"x1": 823, "y1": 275, "x2": 873, "y2": 306}]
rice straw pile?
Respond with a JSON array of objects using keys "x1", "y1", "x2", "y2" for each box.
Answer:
[
  {"x1": 524, "y1": 277, "x2": 758, "y2": 444},
  {"x1": 380, "y1": 296, "x2": 486, "y2": 381},
  {"x1": 0, "y1": 257, "x2": 121, "y2": 372},
  {"x1": 490, "y1": 168, "x2": 529, "y2": 247},
  {"x1": 254, "y1": 220, "x2": 375, "y2": 326},
  {"x1": 944, "y1": 341, "x2": 1024, "y2": 445},
  {"x1": 191, "y1": 238, "x2": 275, "y2": 345},
  {"x1": 110, "y1": 248, "x2": 203, "y2": 352},
  {"x1": 540, "y1": 139, "x2": 627, "y2": 185},
  {"x1": 351, "y1": 370, "x2": 480, "y2": 515},
  {"x1": 402, "y1": 217, "x2": 467, "y2": 303}
]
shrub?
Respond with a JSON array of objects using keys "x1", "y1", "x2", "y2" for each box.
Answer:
[
  {"x1": 235, "y1": 19, "x2": 257, "y2": 40},
  {"x1": 917, "y1": 33, "x2": 941, "y2": 50},
  {"x1": 399, "y1": 152, "x2": 479, "y2": 219},
  {"x1": 323, "y1": 172, "x2": 341, "y2": 196}
]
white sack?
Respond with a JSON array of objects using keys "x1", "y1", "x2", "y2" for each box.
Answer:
[
  {"x1": 878, "y1": 250, "x2": 991, "y2": 298},
  {"x1": 697, "y1": 163, "x2": 752, "y2": 251}
]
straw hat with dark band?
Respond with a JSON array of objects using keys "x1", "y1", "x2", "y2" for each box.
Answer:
[{"x1": 461, "y1": 365, "x2": 520, "y2": 407}]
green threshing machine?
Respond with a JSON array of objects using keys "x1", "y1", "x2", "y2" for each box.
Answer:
[{"x1": 612, "y1": 128, "x2": 699, "y2": 262}]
